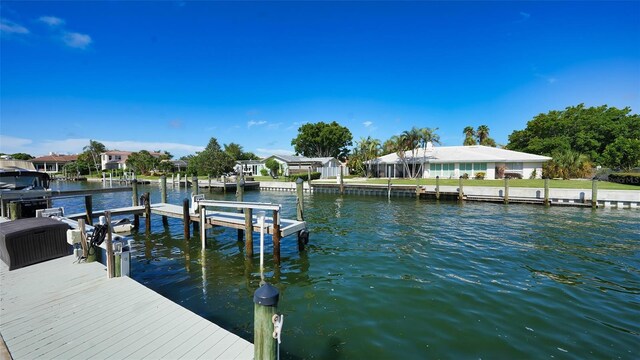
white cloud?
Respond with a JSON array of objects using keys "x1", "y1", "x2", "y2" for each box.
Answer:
[
  {"x1": 255, "y1": 148, "x2": 294, "y2": 157},
  {"x1": 39, "y1": 16, "x2": 64, "y2": 26},
  {"x1": 62, "y1": 31, "x2": 92, "y2": 49},
  {"x1": 363, "y1": 121, "x2": 373, "y2": 128},
  {"x1": 247, "y1": 120, "x2": 267, "y2": 128},
  {"x1": 0, "y1": 18, "x2": 29, "y2": 34},
  {"x1": 0, "y1": 136, "x2": 203, "y2": 158},
  {"x1": 0, "y1": 135, "x2": 33, "y2": 153}
]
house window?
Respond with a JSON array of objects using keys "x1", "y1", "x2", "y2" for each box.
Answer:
[
  {"x1": 443, "y1": 163, "x2": 454, "y2": 178},
  {"x1": 506, "y1": 162, "x2": 523, "y2": 174},
  {"x1": 459, "y1": 163, "x2": 473, "y2": 176}
]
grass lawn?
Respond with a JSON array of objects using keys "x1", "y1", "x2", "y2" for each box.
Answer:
[{"x1": 335, "y1": 178, "x2": 639, "y2": 190}]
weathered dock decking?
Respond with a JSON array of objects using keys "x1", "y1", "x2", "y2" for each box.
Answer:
[{"x1": 0, "y1": 256, "x2": 253, "y2": 359}]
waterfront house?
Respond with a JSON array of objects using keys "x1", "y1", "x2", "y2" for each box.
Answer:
[
  {"x1": 100, "y1": 151, "x2": 163, "y2": 170},
  {"x1": 258, "y1": 155, "x2": 346, "y2": 178},
  {"x1": 369, "y1": 144, "x2": 551, "y2": 179},
  {"x1": 30, "y1": 154, "x2": 79, "y2": 173},
  {"x1": 237, "y1": 160, "x2": 267, "y2": 176}
]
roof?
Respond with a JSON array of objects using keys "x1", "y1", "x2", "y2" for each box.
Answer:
[
  {"x1": 31, "y1": 154, "x2": 78, "y2": 162},
  {"x1": 372, "y1": 145, "x2": 552, "y2": 164},
  {"x1": 101, "y1": 151, "x2": 164, "y2": 157},
  {"x1": 269, "y1": 155, "x2": 335, "y2": 165}
]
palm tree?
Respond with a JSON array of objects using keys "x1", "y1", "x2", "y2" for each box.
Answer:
[
  {"x1": 463, "y1": 126, "x2": 477, "y2": 146},
  {"x1": 476, "y1": 125, "x2": 490, "y2": 145},
  {"x1": 419, "y1": 127, "x2": 440, "y2": 178},
  {"x1": 401, "y1": 127, "x2": 422, "y2": 178},
  {"x1": 355, "y1": 136, "x2": 381, "y2": 177},
  {"x1": 83, "y1": 140, "x2": 106, "y2": 175}
]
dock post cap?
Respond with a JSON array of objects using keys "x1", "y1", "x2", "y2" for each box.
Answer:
[
  {"x1": 254, "y1": 283, "x2": 279, "y2": 306},
  {"x1": 296, "y1": 177, "x2": 304, "y2": 184}
]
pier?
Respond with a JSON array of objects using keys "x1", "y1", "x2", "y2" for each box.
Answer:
[{"x1": 0, "y1": 256, "x2": 253, "y2": 359}]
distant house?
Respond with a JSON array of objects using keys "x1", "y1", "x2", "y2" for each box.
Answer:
[
  {"x1": 100, "y1": 151, "x2": 163, "y2": 170},
  {"x1": 369, "y1": 144, "x2": 551, "y2": 179},
  {"x1": 30, "y1": 154, "x2": 79, "y2": 173},
  {"x1": 237, "y1": 160, "x2": 267, "y2": 176},
  {"x1": 263, "y1": 155, "x2": 346, "y2": 178}
]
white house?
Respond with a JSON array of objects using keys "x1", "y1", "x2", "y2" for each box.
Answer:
[
  {"x1": 369, "y1": 144, "x2": 551, "y2": 179},
  {"x1": 100, "y1": 151, "x2": 163, "y2": 170},
  {"x1": 260, "y1": 155, "x2": 346, "y2": 178}
]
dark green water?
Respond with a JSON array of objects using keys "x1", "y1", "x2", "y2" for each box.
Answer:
[{"x1": 52, "y1": 182, "x2": 639, "y2": 359}]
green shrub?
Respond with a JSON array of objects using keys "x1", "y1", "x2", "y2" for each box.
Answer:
[
  {"x1": 608, "y1": 173, "x2": 640, "y2": 186},
  {"x1": 529, "y1": 169, "x2": 537, "y2": 180},
  {"x1": 260, "y1": 169, "x2": 268, "y2": 176},
  {"x1": 461, "y1": 173, "x2": 469, "y2": 179},
  {"x1": 504, "y1": 172, "x2": 523, "y2": 179},
  {"x1": 286, "y1": 172, "x2": 321, "y2": 182},
  {"x1": 475, "y1": 172, "x2": 485, "y2": 180}
]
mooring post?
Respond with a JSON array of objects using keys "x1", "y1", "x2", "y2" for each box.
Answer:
[
  {"x1": 504, "y1": 177, "x2": 510, "y2": 204},
  {"x1": 339, "y1": 166, "x2": 345, "y2": 195},
  {"x1": 273, "y1": 210, "x2": 281, "y2": 263},
  {"x1": 458, "y1": 176, "x2": 464, "y2": 202},
  {"x1": 436, "y1": 176, "x2": 440, "y2": 200},
  {"x1": 9, "y1": 201, "x2": 21, "y2": 220},
  {"x1": 78, "y1": 218, "x2": 88, "y2": 259},
  {"x1": 237, "y1": 177, "x2": 245, "y2": 242},
  {"x1": 544, "y1": 178, "x2": 550, "y2": 206},
  {"x1": 84, "y1": 195, "x2": 93, "y2": 226},
  {"x1": 132, "y1": 180, "x2": 139, "y2": 229},
  {"x1": 387, "y1": 178, "x2": 391, "y2": 200},
  {"x1": 307, "y1": 168, "x2": 311, "y2": 184},
  {"x1": 415, "y1": 175, "x2": 420, "y2": 197},
  {"x1": 223, "y1": 175, "x2": 227, "y2": 194},
  {"x1": 160, "y1": 175, "x2": 168, "y2": 226},
  {"x1": 254, "y1": 283, "x2": 279, "y2": 360},
  {"x1": 105, "y1": 211, "x2": 114, "y2": 278},
  {"x1": 200, "y1": 205, "x2": 207, "y2": 250},
  {"x1": 192, "y1": 175, "x2": 199, "y2": 195},
  {"x1": 296, "y1": 177, "x2": 304, "y2": 221},
  {"x1": 183, "y1": 198, "x2": 190, "y2": 240},
  {"x1": 177, "y1": 173, "x2": 181, "y2": 187},
  {"x1": 144, "y1": 192, "x2": 151, "y2": 233},
  {"x1": 245, "y1": 207, "x2": 253, "y2": 256},
  {"x1": 592, "y1": 179, "x2": 598, "y2": 208}
]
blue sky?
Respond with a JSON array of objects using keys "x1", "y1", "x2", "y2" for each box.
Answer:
[{"x1": 1, "y1": 1, "x2": 639, "y2": 158}]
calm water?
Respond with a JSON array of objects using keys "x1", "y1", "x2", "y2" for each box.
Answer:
[{"x1": 52, "y1": 181, "x2": 639, "y2": 359}]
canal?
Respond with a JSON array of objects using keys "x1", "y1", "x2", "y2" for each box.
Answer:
[{"x1": 52, "y1": 181, "x2": 639, "y2": 359}]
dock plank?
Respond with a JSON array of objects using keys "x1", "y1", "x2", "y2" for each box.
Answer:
[{"x1": 0, "y1": 256, "x2": 252, "y2": 359}]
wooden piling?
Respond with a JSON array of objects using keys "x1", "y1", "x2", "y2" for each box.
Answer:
[
  {"x1": 592, "y1": 179, "x2": 598, "y2": 208},
  {"x1": 544, "y1": 178, "x2": 550, "y2": 206},
  {"x1": 132, "y1": 180, "x2": 139, "y2": 228},
  {"x1": 415, "y1": 176, "x2": 420, "y2": 197},
  {"x1": 183, "y1": 198, "x2": 190, "y2": 240},
  {"x1": 84, "y1": 195, "x2": 93, "y2": 225},
  {"x1": 9, "y1": 201, "x2": 21, "y2": 220},
  {"x1": 458, "y1": 176, "x2": 464, "y2": 202},
  {"x1": 161, "y1": 175, "x2": 168, "y2": 226},
  {"x1": 436, "y1": 176, "x2": 440, "y2": 200},
  {"x1": 254, "y1": 283, "x2": 279, "y2": 360},
  {"x1": 144, "y1": 192, "x2": 151, "y2": 233},
  {"x1": 222, "y1": 175, "x2": 227, "y2": 194},
  {"x1": 78, "y1": 218, "x2": 88, "y2": 259},
  {"x1": 339, "y1": 166, "x2": 345, "y2": 195},
  {"x1": 245, "y1": 208, "x2": 253, "y2": 256},
  {"x1": 387, "y1": 178, "x2": 391, "y2": 199},
  {"x1": 105, "y1": 211, "x2": 114, "y2": 278},
  {"x1": 296, "y1": 178, "x2": 304, "y2": 221},
  {"x1": 237, "y1": 177, "x2": 245, "y2": 242},
  {"x1": 200, "y1": 206, "x2": 207, "y2": 250},
  {"x1": 504, "y1": 178, "x2": 510, "y2": 204},
  {"x1": 273, "y1": 210, "x2": 281, "y2": 263},
  {"x1": 192, "y1": 175, "x2": 199, "y2": 195}
]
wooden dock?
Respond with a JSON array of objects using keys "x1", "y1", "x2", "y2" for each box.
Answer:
[
  {"x1": 67, "y1": 202, "x2": 307, "y2": 239},
  {"x1": 0, "y1": 256, "x2": 253, "y2": 359}
]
